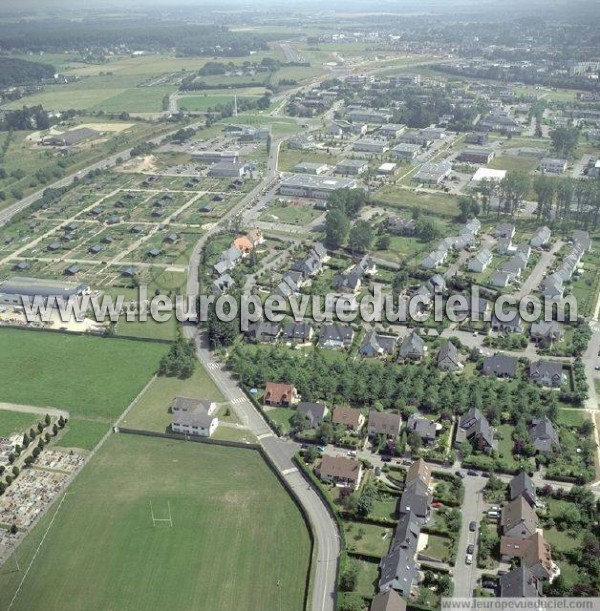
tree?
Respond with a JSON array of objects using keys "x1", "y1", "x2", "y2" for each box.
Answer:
[
  {"x1": 158, "y1": 334, "x2": 197, "y2": 379},
  {"x1": 550, "y1": 126, "x2": 579, "y2": 159},
  {"x1": 340, "y1": 562, "x2": 358, "y2": 591},
  {"x1": 325, "y1": 208, "x2": 350, "y2": 248},
  {"x1": 348, "y1": 220, "x2": 373, "y2": 254},
  {"x1": 407, "y1": 430, "x2": 423, "y2": 453},
  {"x1": 500, "y1": 171, "x2": 530, "y2": 216},
  {"x1": 376, "y1": 235, "x2": 390, "y2": 250}
]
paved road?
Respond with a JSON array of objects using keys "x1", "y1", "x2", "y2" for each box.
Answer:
[
  {"x1": 453, "y1": 474, "x2": 486, "y2": 597},
  {"x1": 183, "y1": 329, "x2": 340, "y2": 611},
  {"x1": 515, "y1": 241, "x2": 563, "y2": 299}
]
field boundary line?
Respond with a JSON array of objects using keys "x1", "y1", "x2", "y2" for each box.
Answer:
[{"x1": 7, "y1": 492, "x2": 69, "y2": 611}]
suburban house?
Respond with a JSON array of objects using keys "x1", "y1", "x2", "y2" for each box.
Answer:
[
  {"x1": 406, "y1": 458, "x2": 432, "y2": 489},
  {"x1": 359, "y1": 330, "x2": 398, "y2": 358},
  {"x1": 530, "y1": 226, "x2": 551, "y2": 248},
  {"x1": 530, "y1": 321, "x2": 563, "y2": 346},
  {"x1": 421, "y1": 249, "x2": 447, "y2": 269},
  {"x1": 468, "y1": 248, "x2": 493, "y2": 273},
  {"x1": 170, "y1": 396, "x2": 219, "y2": 438},
  {"x1": 318, "y1": 324, "x2": 355, "y2": 350},
  {"x1": 245, "y1": 321, "x2": 281, "y2": 344},
  {"x1": 529, "y1": 416, "x2": 560, "y2": 456},
  {"x1": 502, "y1": 496, "x2": 539, "y2": 538},
  {"x1": 491, "y1": 311, "x2": 523, "y2": 334},
  {"x1": 529, "y1": 360, "x2": 563, "y2": 388},
  {"x1": 495, "y1": 223, "x2": 516, "y2": 239},
  {"x1": 296, "y1": 402, "x2": 329, "y2": 428},
  {"x1": 509, "y1": 471, "x2": 537, "y2": 507},
  {"x1": 437, "y1": 341, "x2": 462, "y2": 372},
  {"x1": 406, "y1": 413, "x2": 440, "y2": 445},
  {"x1": 378, "y1": 511, "x2": 420, "y2": 597},
  {"x1": 499, "y1": 566, "x2": 541, "y2": 598},
  {"x1": 370, "y1": 589, "x2": 407, "y2": 611},
  {"x1": 490, "y1": 270, "x2": 512, "y2": 288},
  {"x1": 455, "y1": 408, "x2": 496, "y2": 453},
  {"x1": 482, "y1": 353, "x2": 518, "y2": 378},
  {"x1": 504, "y1": 532, "x2": 557, "y2": 582},
  {"x1": 317, "y1": 454, "x2": 363, "y2": 489},
  {"x1": 397, "y1": 479, "x2": 432, "y2": 523},
  {"x1": 399, "y1": 331, "x2": 426, "y2": 361},
  {"x1": 281, "y1": 321, "x2": 314, "y2": 344},
  {"x1": 263, "y1": 382, "x2": 299, "y2": 406},
  {"x1": 540, "y1": 157, "x2": 568, "y2": 174},
  {"x1": 368, "y1": 411, "x2": 402, "y2": 439},
  {"x1": 332, "y1": 406, "x2": 365, "y2": 432}
]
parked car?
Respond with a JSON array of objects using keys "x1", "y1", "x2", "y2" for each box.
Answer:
[
  {"x1": 467, "y1": 470, "x2": 479, "y2": 476},
  {"x1": 455, "y1": 470, "x2": 466, "y2": 479},
  {"x1": 469, "y1": 521, "x2": 477, "y2": 532},
  {"x1": 465, "y1": 553, "x2": 473, "y2": 565},
  {"x1": 347, "y1": 450, "x2": 357, "y2": 457},
  {"x1": 467, "y1": 543, "x2": 474, "y2": 554},
  {"x1": 381, "y1": 456, "x2": 392, "y2": 463}
]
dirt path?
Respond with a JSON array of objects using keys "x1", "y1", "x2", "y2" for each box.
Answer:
[{"x1": 0, "y1": 403, "x2": 69, "y2": 420}]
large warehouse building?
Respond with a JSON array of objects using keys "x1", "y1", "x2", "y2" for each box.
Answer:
[
  {"x1": 279, "y1": 175, "x2": 358, "y2": 199},
  {"x1": 0, "y1": 277, "x2": 90, "y2": 306}
]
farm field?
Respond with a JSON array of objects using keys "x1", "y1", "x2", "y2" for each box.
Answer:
[
  {"x1": 0, "y1": 434, "x2": 312, "y2": 611},
  {"x1": 0, "y1": 329, "x2": 167, "y2": 420}
]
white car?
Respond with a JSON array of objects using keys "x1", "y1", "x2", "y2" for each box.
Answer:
[{"x1": 465, "y1": 553, "x2": 473, "y2": 565}]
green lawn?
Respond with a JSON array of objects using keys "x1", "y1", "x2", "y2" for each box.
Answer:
[
  {"x1": 259, "y1": 201, "x2": 321, "y2": 226},
  {"x1": 0, "y1": 329, "x2": 167, "y2": 420},
  {"x1": 263, "y1": 406, "x2": 296, "y2": 434},
  {"x1": 421, "y1": 533, "x2": 452, "y2": 562},
  {"x1": 115, "y1": 317, "x2": 178, "y2": 342},
  {"x1": 123, "y1": 366, "x2": 226, "y2": 433},
  {"x1": 0, "y1": 410, "x2": 40, "y2": 437},
  {"x1": 375, "y1": 187, "x2": 460, "y2": 217},
  {"x1": 0, "y1": 434, "x2": 311, "y2": 611},
  {"x1": 54, "y1": 418, "x2": 111, "y2": 451},
  {"x1": 344, "y1": 521, "x2": 394, "y2": 558},
  {"x1": 352, "y1": 558, "x2": 380, "y2": 598}
]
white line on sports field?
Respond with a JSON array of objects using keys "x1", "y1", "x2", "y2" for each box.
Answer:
[{"x1": 8, "y1": 492, "x2": 70, "y2": 611}]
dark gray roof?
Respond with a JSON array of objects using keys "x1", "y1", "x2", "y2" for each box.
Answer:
[
  {"x1": 406, "y1": 413, "x2": 438, "y2": 442},
  {"x1": 0, "y1": 276, "x2": 87, "y2": 299},
  {"x1": 482, "y1": 353, "x2": 518, "y2": 377},
  {"x1": 297, "y1": 402, "x2": 328, "y2": 425},
  {"x1": 397, "y1": 479, "x2": 432, "y2": 520},
  {"x1": 399, "y1": 331, "x2": 425, "y2": 358},
  {"x1": 282, "y1": 321, "x2": 313, "y2": 342},
  {"x1": 438, "y1": 341, "x2": 459, "y2": 366},
  {"x1": 318, "y1": 324, "x2": 354, "y2": 345},
  {"x1": 500, "y1": 566, "x2": 540, "y2": 598},
  {"x1": 360, "y1": 330, "x2": 397, "y2": 357},
  {"x1": 509, "y1": 471, "x2": 537, "y2": 504},
  {"x1": 378, "y1": 511, "x2": 420, "y2": 595},
  {"x1": 456, "y1": 408, "x2": 494, "y2": 448},
  {"x1": 529, "y1": 416, "x2": 559, "y2": 453}
]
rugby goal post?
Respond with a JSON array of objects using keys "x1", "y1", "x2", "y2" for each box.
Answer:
[{"x1": 149, "y1": 500, "x2": 173, "y2": 528}]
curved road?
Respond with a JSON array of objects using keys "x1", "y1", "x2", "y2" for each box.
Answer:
[{"x1": 182, "y1": 132, "x2": 340, "y2": 611}]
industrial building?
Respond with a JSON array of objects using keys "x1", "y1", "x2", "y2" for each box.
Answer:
[
  {"x1": 279, "y1": 175, "x2": 358, "y2": 199},
  {"x1": 0, "y1": 277, "x2": 90, "y2": 306}
]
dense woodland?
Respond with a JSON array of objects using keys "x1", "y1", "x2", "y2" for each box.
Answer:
[
  {"x1": 0, "y1": 21, "x2": 271, "y2": 57},
  {"x1": 0, "y1": 57, "x2": 55, "y2": 88}
]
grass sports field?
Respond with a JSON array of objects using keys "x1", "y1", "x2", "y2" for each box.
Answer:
[{"x1": 0, "y1": 435, "x2": 312, "y2": 611}]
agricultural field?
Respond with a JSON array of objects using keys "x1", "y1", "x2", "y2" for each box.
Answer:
[
  {"x1": 0, "y1": 328, "x2": 166, "y2": 420},
  {"x1": 0, "y1": 434, "x2": 312, "y2": 611}
]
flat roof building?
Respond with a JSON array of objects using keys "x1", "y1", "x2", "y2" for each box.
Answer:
[{"x1": 279, "y1": 174, "x2": 358, "y2": 200}]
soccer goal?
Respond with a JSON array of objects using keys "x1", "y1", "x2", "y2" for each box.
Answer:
[{"x1": 149, "y1": 500, "x2": 173, "y2": 528}]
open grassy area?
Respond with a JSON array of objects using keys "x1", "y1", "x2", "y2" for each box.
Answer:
[
  {"x1": 259, "y1": 200, "x2": 321, "y2": 226},
  {"x1": 0, "y1": 434, "x2": 312, "y2": 611},
  {"x1": 123, "y1": 366, "x2": 226, "y2": 433},
  {"x1": 0, "y1": 329, "x2": 167, "y2": 420},
  {"x1": 375, "y1": 186, "x2": 460, "y2": 217},
  {"x1": 0, "y1": 409, "x2": 40, "y2": 437},
  {"x1": 421, "y1": 533, "x2": 452, "y2": 563},
  {"x1": 344, "y1": 521, "x2": 394, "y2": 558},
  {"x1": 54, "y1": 417, "x2": 111, "y2": 451}
]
